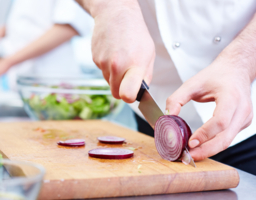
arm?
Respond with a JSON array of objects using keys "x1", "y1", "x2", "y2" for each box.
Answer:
[
  {"x1": 76, "y1": 0, "x2": 155, "y2": 102},
  {"x1": 166, "y1": 13, "x2": 256, "y2": 160},
  {"x1": 0, "y1": 24, "x2": 78, "y2": 75},
  {"x1": 0, "y1": 26, "x2": 6, "y2": 38}
]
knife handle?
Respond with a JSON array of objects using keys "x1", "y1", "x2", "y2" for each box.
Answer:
[{"x1": 136, "y1": 80, "x2": 149, "y2": 102}]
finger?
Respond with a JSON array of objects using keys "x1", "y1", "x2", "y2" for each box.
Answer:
[
  {"x1": 189, "y1": 102, "x2": 250, "y2": 160},
  {"x1": 188, "y1": 95, "x2": 237, "y2": 148},
  {"x1": 109, "y1": 61, "x2": 125, "y2": 99},
  {"x1": 119, "y1": 66, "x2": 145, "y2": 103},
  {"x1": 166, "y1": 82, "x2": 195, "y2": 115},
  {"x1": 189, "y1": 132, "x2": 232, "y2": 161}
]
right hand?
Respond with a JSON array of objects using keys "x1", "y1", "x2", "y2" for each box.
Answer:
[{"x1": 91, "y1": 0, "x2": 155, "y2": 103}]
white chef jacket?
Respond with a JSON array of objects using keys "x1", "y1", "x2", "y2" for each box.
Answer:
[
  {"x1": 130, "y1": 0, "x2": 256, "y2": 146},
  {"x1": 0, "y1": 0, "x2": 93, "y2": 90}
]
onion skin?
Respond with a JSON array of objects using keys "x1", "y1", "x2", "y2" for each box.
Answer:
[
  {"x1": 170, "y1": 115, "x2": 192, "y2": 150},
  {"x1": 98, "y1": 136, "x2": 125, "y2": 144},
  {"x1": 155, "y1": 115, "x2": 192, "y2": 161},
  {"x1": 88, "y1": 148, "x2": 134, "y2": 159},
  {"x1": 57, "y1": 139, "x2": 85, "y2": 147}
]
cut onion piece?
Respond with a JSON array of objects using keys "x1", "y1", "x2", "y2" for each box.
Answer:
[
  {"x1": 57, "y1": 139, "x2": 85, "y2": 146},
  {"x1": 155, "y1": 115, "x2": 192, "y2": 161},
  {"x1": 88, "y1": 148, "x2": 133, "y2": 159},
  {"x1": 98, "y1": 136, "x2": 125, "y2": 144}
]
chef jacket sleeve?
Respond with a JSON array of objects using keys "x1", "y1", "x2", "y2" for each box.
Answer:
[{"x1": 53, "y1": 0, "x2": 94, "y2": 37}]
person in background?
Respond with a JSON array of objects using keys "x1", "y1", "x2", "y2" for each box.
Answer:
[
  {"x1": 76, "y1": 0, "x2": 256, "y2": 175},
  {"x1": 0, "y1": 0, "x2": 93, "y2": 90}
]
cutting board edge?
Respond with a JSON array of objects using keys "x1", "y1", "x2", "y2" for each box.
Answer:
[{"x1": 38, "y1": 167, "x2": 240, "y2": 200}]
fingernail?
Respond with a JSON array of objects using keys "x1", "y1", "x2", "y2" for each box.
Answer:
[
  {"x1": 189, "y1": 139, "x2": 200, "y2": 148},
  {"x1": 165, "y1": 110, "x2": 169, "y2": 115}
]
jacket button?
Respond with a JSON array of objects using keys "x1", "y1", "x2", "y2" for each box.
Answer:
[
  {"x1": 213, "y1": 36, "x2": 221, "y2": 44},
  {"x1": 173, "y1": 42, "x2": 180, "y2": 49}
]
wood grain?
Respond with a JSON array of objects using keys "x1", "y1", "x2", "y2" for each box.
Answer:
[{"x1": 0, "y1": 120, "x2": 239, "y2": 199}]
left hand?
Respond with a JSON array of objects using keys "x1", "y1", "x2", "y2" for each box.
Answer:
[
  {"x1": 166, "y1": 53, "x2": 253, "y2": 161},
  {"x1": 0, "y1": 58, "x2": 12, "y2": 76}
]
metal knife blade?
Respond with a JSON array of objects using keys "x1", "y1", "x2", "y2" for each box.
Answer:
[
  {"x1": 184, "y1": 148, "x2": 196, "y2": 168},
  {"x1": 136, "y1": 80, "x2": 196, "y2": 168},
  {"x1": 136, "y1": 80, "x2": 163, "y2": 129}
]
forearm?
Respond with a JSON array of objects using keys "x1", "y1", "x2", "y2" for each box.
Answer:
[
  {"x1": 76, "y1": 0, "x2": 138, "y2": 18},
  {"x1": 5, "y1": 24, "x2": 78, "y2": 67},
  {"x1": 0, "y1": 26, "x2": 6, "y2": 38},
  {"x1": 219, "y1": 13, "x2": 256, "y2": 83}
]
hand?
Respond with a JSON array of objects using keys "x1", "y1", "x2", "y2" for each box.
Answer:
[
  {"x1": 90, "y1": 0, "x2": 155, "y2": 103},
  {"x1": 0, "y1": 58, "x2": 12, "y2": 76},
  {"x1": 166, "y1": 54, "x2": 253, "y2": 161}
]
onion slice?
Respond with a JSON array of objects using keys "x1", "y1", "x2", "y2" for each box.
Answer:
[
  {"x1": 155, "y1": 115, "x2": 192, "y2": 162},
  {"x1": 57, "y1": 139, "x2": 85, "y2": 146},
  {"x1": 98, "y1": 136, "x2": 125, "y2": 144},
  {"x1": 88, "y1": 148, "x2": 133, "y2": 159}
]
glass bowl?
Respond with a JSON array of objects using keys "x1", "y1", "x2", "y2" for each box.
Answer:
[
  {"x1": 17, "y1": 75, "x2": 123, "y2": 121},
  {"x1": 0, "y1": 159, "x2": 45, "y2": 200}
]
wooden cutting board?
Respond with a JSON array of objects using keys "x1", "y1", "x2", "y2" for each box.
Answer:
[{"x1": 0, "y1": 120, "x2": 239, "y2": 199}]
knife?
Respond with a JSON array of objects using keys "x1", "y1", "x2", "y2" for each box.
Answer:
[{"x1": 136, "y1": 80, "x2": 196, "y2": 168}]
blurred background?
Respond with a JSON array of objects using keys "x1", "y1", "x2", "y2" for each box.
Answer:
[{"x1": 0, "y1": 0, "x2": 136, "y2": 130}]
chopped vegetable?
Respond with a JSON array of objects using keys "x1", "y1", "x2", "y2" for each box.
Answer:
[
  {"x1": 127, "y1": 147, "x2": 137, "y2": 151},
  {"x1": 57, "y1": 139, "x2": 85, "y2": 147},
  {"x1": 25, "y1": 85, "x2": 120, "y2": 120},
  {"x1": 97, "y1": 136, "x2": 125, "y2": 144},
  {"x1": 154, "y1": 115, "x2": 192, "y2": 162},
  {"x1": 88, "y1": 148, "x2": 134, "y2": 159}
]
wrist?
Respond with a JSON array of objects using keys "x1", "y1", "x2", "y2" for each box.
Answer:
[{"x1": 83, "y1": 0, "x2": 139, "y2": 18}]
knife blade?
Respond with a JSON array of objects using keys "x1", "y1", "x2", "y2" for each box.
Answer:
[
  {"x1": 136, "y1": 80, "x2": 163, "y2": 129},
  {"x1": 136, "y1": 80, "x2": 196, "y2": 168}
]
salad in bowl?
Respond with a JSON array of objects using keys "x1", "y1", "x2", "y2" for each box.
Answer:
[{"x1": 17, "y1": 75, "x2": 123, "y2": 120}]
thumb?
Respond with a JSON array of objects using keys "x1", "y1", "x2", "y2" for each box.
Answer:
[{"x1": 166, "y1": 83, "x2": 194, "y2": 115}]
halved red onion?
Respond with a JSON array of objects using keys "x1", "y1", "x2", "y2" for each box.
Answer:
[
  {"x1": 57, "y1": 139, "x2": 85, "y2": 146},
  {"x1": 98, "y1": 136, "x2": 125, "y2": 144},
  {"x1": 155, "y1": 115, "x2": 192, "y2": 161},
  {"x1": 88, "y1": 148, "x2": 133, "y2": 159}
]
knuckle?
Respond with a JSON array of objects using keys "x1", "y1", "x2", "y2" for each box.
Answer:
[
  {"x1": 166, "y1": 96, "x2": 176, "y2": 106},
  {"x1": 222, "y1": 140, "x2": 230, "y2": 151},
  {"x1": 244, "y1": 102, "x2": 253, "y2": 115},
  {"x1": 110, "y1": 56, "x2": 121, "y2": 75},
  {"x1": 197, "y1": 127, "x2": 209, "y2": 142},
  {"x1": 215, "y1": 117, "x2": 229, "y2": 131},
  {"x1": 99, "y1": 58, "x2": 108, "y2": 68},
  {"x1": 244, "y1": 111, "x2": 253, "y2": 129},
  {"x1": 92, "y1": 56, "x2": 100, "y2": 67},
  {"x1": 248, "y1": 112, "x2": 254, "y2": 123}
]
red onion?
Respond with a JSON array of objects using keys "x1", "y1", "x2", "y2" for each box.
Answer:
[
  {"x1": 57, "y1": 139, "x2": 85, "y2": 147},
  {"x1": 97, "y1": 136, "x2": 125, "y2": 144},
  {"x1": 88, "y1": 148, "x2": 134, "y2": 159},
  {"x1": 155, "y1": 115, "x2": 192, "y2": 161}
]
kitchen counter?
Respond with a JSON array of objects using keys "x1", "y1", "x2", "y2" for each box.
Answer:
[{"x1": 1, "y1": 106, "x2": 255, "y2": 200}]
